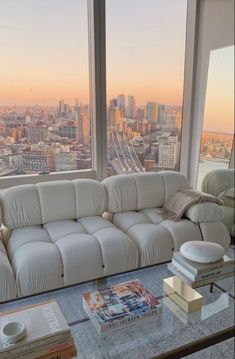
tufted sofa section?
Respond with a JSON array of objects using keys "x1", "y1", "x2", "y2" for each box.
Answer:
[
  {"x1": 0, "y1": 179, "x2": 138, "y2": 301},
  {"x1": 103, "y1": 171, "x2": 231, "y2": 267}
]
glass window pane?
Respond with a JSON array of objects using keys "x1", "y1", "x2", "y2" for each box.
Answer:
[
  {"x1": 197, "y1": 46, "x2": 234, "y2": 189},
  {"x1": 0, "y1": 0, "x2": 90, "y2": 177},
  {"x1": 106, "y1": 0, "x2": 187, "y2": 176}
]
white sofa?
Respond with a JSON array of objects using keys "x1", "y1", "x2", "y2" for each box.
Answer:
[
  {"x1": 0, "y1": 179, "x2": 138, "y2": 302},
  {"x1": 103, "y1": 171, "x2": 231, "y2": 267},
  {"x1": 0, "y1": 172, "x2": 230, "y2": 302}
]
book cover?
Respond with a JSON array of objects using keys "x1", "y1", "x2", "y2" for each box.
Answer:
[
  {"x1": 172, "y1": 257, "x2": 234, "y2": 281},
  {"x1": 0, "y1": 300, "x2": 71, "y2": 359},
  {"x1": 83, "y1": 279, "x2": 161, "y2": 334},
  {"x1": 23, "y1": 344, "x2": 77, "y2": 359},
  {"x1": 10, "y1": 338, "x2": 75, "y2": 359},
  {"x1": 173, "y1": 252, "x2": 233, "y2": 275},
  {"x1": 168, "y1": 263, "x2": 234, "y2": 288}
]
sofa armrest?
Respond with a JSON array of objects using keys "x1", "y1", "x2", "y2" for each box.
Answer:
[
  {"x1": 184, "y1": 202, "x2": 224, "y2": 223},
  {"x1": 218, "y1": 187, "x2": 235, "y2": 207},
  {"x1": 0, "y1": 240, "x2": 17, "y2": 302}
]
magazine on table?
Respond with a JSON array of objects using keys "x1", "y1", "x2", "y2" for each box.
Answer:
[{"x1": 83, "y1": 279, "x2": 161, "y2": 335}]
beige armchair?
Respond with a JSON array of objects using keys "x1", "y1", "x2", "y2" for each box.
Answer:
[{"x1": 201, "y1": 169, "x2": 235, "y2": 237}]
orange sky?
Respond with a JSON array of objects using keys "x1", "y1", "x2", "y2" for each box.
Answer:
[
  {"x1": 0, "y1": 1, "x2": 233, "y2": 134},
  {"x1": 203, "y1": 46, "x2": 234, "y2": 134}
]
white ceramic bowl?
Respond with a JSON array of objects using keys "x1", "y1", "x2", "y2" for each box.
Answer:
[
  {"x1": 180, "y1": 241, "x2": 225, "y2": 263},
  {"x1": 1, "y1": 321, "x2": 26, "y2": 344}
]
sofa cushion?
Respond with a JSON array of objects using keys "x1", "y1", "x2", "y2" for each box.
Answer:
[
  {"x1": 126, "y1": 223, "x2": 173, "y2": 266},
  {"x1": 11, "y1": 242, "x2": 64, "y2": 297},
  {"x1": 77, "y1": 216, "x2": 113, "y2": 234},
  {"x1": 103, "y1": 174, "x2": 138, "y2": 213},
  {"x1": 91, "y1": 227, "x2": 139, "y2": 276},
  {"x1": 37, "y1": 181, "x2": 76, "y2": 224},
  {"x1": 113, "y1": 212, "x2": 152, "y2": 232},
  {"x1": 139, "y1": 208, "x2": 166, "y2": 224},
  {"x1": 6, "y1": 215, "x2": 139, "y2": 297},
  {"x1": 73, "y1": 179, "x2": 107, "y2": 218},
  {"x1": 103, "y1": 171, "x2": 189, "y2": 213},
  {"x1": 1, "y1": 185, "x2": 42, "y2": 229},
  {"x1": 133, "y1": 172, "x2": 165, "y2": 209},
  {"x1": 44, "y1": 220, "x2": 87, "y2": 242},
  {"x1": 160, "y1": 219, "x2": 202, "y2": 251},
  {"x1": 160, "y1": 171, "x2": 189, "y2": 203},
  {"x1": 113, "y1": 208, "x2": 202, "y2": 265},
  {"x1": 185, "y1": 202, "x2": 224, "y2": 223},
  {"x1": 199, "y1": 221, "x2": 231, "y2": 248},
  {"x1": 7, "y1": 226, "x2": 51, "y2": 260},
  {"x1": 56, "y1": 233, "x2": 103, "y2": 286}
]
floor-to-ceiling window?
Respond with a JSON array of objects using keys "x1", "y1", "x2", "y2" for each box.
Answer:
[
  {"x1": 197, "y1": 46, "x2": 234, "y2": 189},
  {"x1": 105, "y1": 0, "x2": 188, "y2": 176},
  {"x1": 0, "y1": 0, "x2": 91, "y2": 178}
]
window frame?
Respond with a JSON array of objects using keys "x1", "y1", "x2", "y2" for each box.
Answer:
[{"x1": 0, "y1": 0, "x2": 201, "y2": 188}]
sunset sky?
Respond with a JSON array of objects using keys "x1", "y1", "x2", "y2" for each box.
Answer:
[
  {"x1": 203, "y1": 46, "x2": 234, "y2": 134},
  {"x1": 0, "y1": 0, "x2": 234, "y2": 133}
]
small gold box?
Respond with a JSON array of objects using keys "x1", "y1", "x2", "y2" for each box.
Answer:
[{"x1": 163, "y1": 276, "x2": 203, "y2": 313}]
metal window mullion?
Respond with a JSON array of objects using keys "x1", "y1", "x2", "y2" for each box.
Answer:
[
  {"x1": 180, "y1": 0, "x2": 200, "y2": 185},
  {"x1": 88, "y1": 0, "x2": 107, "y2": 181}
]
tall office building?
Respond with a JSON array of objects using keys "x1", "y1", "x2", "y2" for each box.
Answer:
[
  {"x1": 58, "y1": 100, "x2": 65, "y2": 115},
  {"x1": 108, "y1": 107, "x2": 121, "y2": 129},
  {"x1": 146, "y1": 102, "x2": 158, "y2": 131},
  {"x1": 117, "y1": 94, "x2": 126, "y2": 113},
  {"x1": 146, "y1": 102, "x2": 158, "y2": 121},
  {"x1": 127, "y1": 96, "x2": 136, "y2": 119},
  {"x1": 136, "y1": 108, "x2": 145, "y2": 121},
  {"x1": 158, "y1": 104, "x2": 166, "y2": 124},
  {"x1": 158, "y1": 136, "x2": 180, "y2": 169}
]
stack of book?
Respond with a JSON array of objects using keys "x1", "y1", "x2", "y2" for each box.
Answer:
[
  {"x1": 0, "y1": 300, "x2": 77, "y2": 359},
  {"x1": 83, "y1": 279, "x2": 161, "y2": 336},
  {"x1": 168, "y1": 252, "x2": 234, "y2": 288}
]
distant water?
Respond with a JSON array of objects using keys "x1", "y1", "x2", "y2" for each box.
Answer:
[{"x1": 197, "y1": 158, "x2": 229, "y2": 190}]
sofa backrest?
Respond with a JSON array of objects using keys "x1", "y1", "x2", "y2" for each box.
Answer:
[
  {"x1": 201, "y1": 169, "x2": 235, "y2": 197},
  {"x1": 103, "y1": 171, "x2": 189, "y2": 213},
  {"x1": 1, "y1": 179, "x2": 107, "y2": 229}
]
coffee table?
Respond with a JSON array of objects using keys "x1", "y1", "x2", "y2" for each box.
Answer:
[{"x1": 0, "y1": 249, "x2": 234, "y2": 359}]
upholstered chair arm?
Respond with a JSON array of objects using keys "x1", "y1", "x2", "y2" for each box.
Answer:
[{"x1": 184, "y1": 202, "x2": 224, "y2": 223}]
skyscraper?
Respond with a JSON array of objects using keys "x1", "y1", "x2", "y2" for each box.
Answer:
[
  {"x1": 117, "y1": 94, "x2": 126, "y2": 112},
  {"x1": 146, "y1": 102, "x2": 158, "y2": 121},
  {"x1": 127, "y1": 96, "x2": 136, "y2": 119},
  {"x1": 58, "y1": 100, "x2": 65, "y2": 115},
  {"x1": 158, "y1": 136, "x2": 180, "y2": 169},
  {"x1": 108, "y1": 107, "x2": 121, "y2": 129},
  {"x1": 158, "y1": 104, "x2": 166, "y2": 124}
]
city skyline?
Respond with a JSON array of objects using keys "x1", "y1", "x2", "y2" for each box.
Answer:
[
  {"x1": 0, "y1": 95, "x2": 233, "y2": 178},
  {"x1": 0, "y1": 0, "x2": 234, "y2": 134}
]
